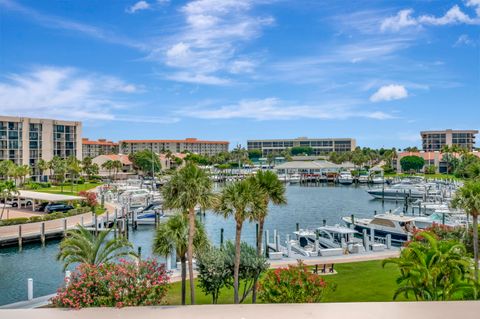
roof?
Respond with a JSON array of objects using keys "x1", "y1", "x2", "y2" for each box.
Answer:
[
  {"x1": 158, "y1": 152, "x2": 187, "y2": 160},
  {"x1": 94, "y1": 154, "x2": 132, "y2": 165},
  {"x1": 120, "y1": 138, "x2": 229, "y2": 145},
  {"x1": 398, "y1": 151, "x2": 480, "y2": 160},
  {"x1": 18, "y1": 190, "x2": 85, "y2": 202},
  {"x1": 82, "y1": 138, "x2": 118, "y2": 146},
  {"x1": 374, "y1": 214, "x2": 416, "y2": 222}
]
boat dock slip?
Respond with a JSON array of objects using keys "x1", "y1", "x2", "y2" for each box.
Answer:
[{"x1": 0, "y1": 302, "x2": 479, "y2": 319}]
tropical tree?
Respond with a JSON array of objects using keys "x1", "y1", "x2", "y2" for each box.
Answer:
[
  {"x1": 111, "y1": 160, "x2": 123, "y2": 180},
  {"x1": 128, "y1": 150, "x2": 161, "y2": 176},
  {"x1": 382, "y1": 231, "x2": 476, "y2": 300},
  {"x1": 0, "y1": 180, "x2": 19, "y2": 219},
  {"x1": 57, "y1": 226, "x2": 137, "y2": 270},
  {"x1": 400, "y1": 155, "x2": 425, "y2": 173},
  {"x1": 215, "y1": 179, "x2": 266, "y2": 304},
  {"x1": 248, "y1": 170, "x2": 286, "y2": 302},
  {"x1": 161, "y1": 163, "x2": 216, "y2": 305},
  {"x1": 36, "y1": 159, "x2": 49, "y2": 181},
  {"x1": 15, "y1": 164, "x2": 30, "y2": 186},
  {"x1": 101, "y1": 160, "x2": 115, "y2": 180},
  {"x1": 452, "y1": 180, "x2": 480, "y2": 281},
  {"x1": 67, "y1": 156, "x2": 82, "y2": 193},
  {"x1": 196, "y1": 245, "x2": 231, "y2": 304},
  {"x1": 49, "y1": 156, "x2": 67, "y2": 191},
  {"x1": 153, "y1": 213, "x2": 209, "y2": 305},
  {"x1": 82, "y1": 157, "x2": 99, "y2": 180}
]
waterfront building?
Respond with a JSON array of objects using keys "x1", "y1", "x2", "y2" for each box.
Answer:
[
  {"x1": 82, "y1": 138, "x2": 119, "y2": 159},
  {"x1": 421, "y1": 129, "x2": 478, "y2": 151},
  {"x1": 393, "y1": 151, "x2": 480, "y2": 173},
  {"x1": 247, "y1": 137, "x2": 356, "y2": 156},
  {"x1": 275, "y1": 160, "x2": 353, "y2": 175},
  {"x1": 119, "y1": 138, "x2": 229, "y2": 156},
  {"x1": 0, "y1": 115, "x2": 82, "y2": 179},
  {"x1": 92, "y1": 154, "x2": 133, "y2": 178}
]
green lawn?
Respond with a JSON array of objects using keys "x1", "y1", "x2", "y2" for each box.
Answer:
[
  {"x1": 34, "y1": 182, "x2": 103, "y2": 196},
  {"x1": 165, "y1": 260, "x2": 404, "y2": 305}
]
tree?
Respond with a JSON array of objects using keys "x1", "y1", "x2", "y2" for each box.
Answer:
[
  {"x1": 404, "y1": 146, "x2": 420, "y2": 152},
  {"x1": 153, "y1": 213, "x2": 209, "y2": 305},
  {"x1": 222, "y1": 241, "x2": 269, "y2": 303},
  {"x1": 161, "y1": 163, "x2": 216, "y2": 305},
  {"x1": 15, "y1": 164, "x2": 30, "y2": 186},
  {"x1": 101, "y1": 160, "x2": 115, "y2": 180},
  {"x1": 49, "y1": 156, "x2": 67, "y2": 191},
  {"x1": 196, "y1": 245, "x2": 231, "y2": 304},
  {"x1": 129, "y1": 150, "x2": 161, "y2": 176},
  {"x1": 67, "y1": 156, "x2": 82, "y2": 193},
  {"x1": 249, "y1": 170, "x2": 287, "y2": 302},
  {"x1": 248, "y1": 149, "x2": 262, "y2": 160},
  {"x1": 215, "y1": 179, "x2": 266, "y2": 304},
  {"x1": 82, "y1": 157, "x2": 99, "y2": 180},
  {"x1": 0, "y1": 180, "x2": 19, "y2": 219},
  {"x1": 57, "y1": 226, "x2": 137, "y2": 271},
  {"x1": 382, "y1": 232, "x2": 476, "y2": 300},
  {"x1": 400, "y1": 156, "x2": 425, "y2": 173},
  {"x1": 290, "y1": 146, "x2": 313, "y2": 156},
  {"x1": 36, "y1": 159, "x2": 49, "y2": 181},
  {"x1": 111, "y1": 160, "x2": 123, "y2": 180},
  {"x1": 452, "y1": 180, "x2": 480, "y2": 281}
]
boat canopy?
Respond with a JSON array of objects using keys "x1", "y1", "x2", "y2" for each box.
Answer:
[{"x1": 317, "y1": 226, "x2": 358, "y2": 234}]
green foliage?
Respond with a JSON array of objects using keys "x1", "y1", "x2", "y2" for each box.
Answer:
[
  {"x1": 0, "y1": 207, "x2": 91, "y2": 226},
  {"x1": 222, "y1": 241, "x2": 269, "y2": 303},
  {"x1": 424, "y1": 165, "x2": 436, "y2": 174},
  {"x1": 383, "y1": 231, "x2": 477, "y2": 301},
  {"x1": 57, "y1": 225, "x2": 137, "y2": 270},
  {"x1": 248, "y1": 149, "x2": 262, "y2": 160},
  {"x1": 290, "y1": 146, "x2": 313, "y2": 156},
  {"x1": 258, "y1": 261, "x2": 334, "y2": 303},
  {"x1": 185, "y1": 153, "x2": 212, "y2": 165},
  {"x1": 196, "y1": 245, "x2": 231, "y2": 304},
  {"x1": 400, "y1": 155, "x2": 425, "y2": 172},
  {"x1": 128, "y1": 150, "x2": 161, "y2": 175}
]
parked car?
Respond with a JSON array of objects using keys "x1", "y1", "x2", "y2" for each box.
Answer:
[
  {"x1": 36, "y1": 202, "x2": 50, "y2": 212},
  {"x1": 44, "y1": 203, "x2": 74, "y2": 214},
  {"x1": 1, "y1": 198, "x2": 33, "y2": 208}
]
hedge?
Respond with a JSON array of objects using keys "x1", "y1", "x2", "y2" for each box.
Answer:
[{"x1": 0, "y1": 207, "x2": 91, "y2": 227}]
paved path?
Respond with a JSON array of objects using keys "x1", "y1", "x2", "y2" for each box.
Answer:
[{"x1": 0, "y1": 302, "x2": 479, "y2": 319}]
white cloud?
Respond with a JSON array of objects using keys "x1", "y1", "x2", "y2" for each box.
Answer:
[
  {"x1": 178, "y1": 98, "x2": 394, "y2": 121},
  {"x1": 370, "y1": 84, "x2": 408, "y2": 102},
  {"x1": 126, "y1": 1, "x2": 150, "y2": 14},
  {"x1": 381, "y1": 9, "x2": 418, "y2": 32},
  {"x1": 0, "y1": 66, "x2": 170, "y2": 123},
  {"x1": 381, "y1": 4, "x2": 480, "y2": 32},
  {"x1": 166, "y1": 72, "x2": 231, "y2": 85},
  {"x1": 155, "y1": 0, "x2": 274, "y2": 84},
  {"x1": 454, "y1": 34, "x2": 476, "y2": 46}
]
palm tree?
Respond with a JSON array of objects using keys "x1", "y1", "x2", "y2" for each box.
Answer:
[
  {"x1": 153, "y1": 213, "x2": 209, "y2": 305},
  {"x1": 215, "y1": 179, "x2": 265, "y2": 304},
  {"x1": 111, "y1": 160, "x2": 123, "y2": 181},
  {"x1": 0, "y1": 180, "x2": 19, "y2": 219},
  {"x1": 57, "y1": 225, "x2": 137, "y2": 270},
  {"x1": 49, "y1": 156, "x2": 67, "y2": 191},
  {"x1": 15, "y1": 165, "x2": 30, "y2": 187},
  {"x1": 36, "y1": 159, "x2": 49, "y2": 182},
  {"x1": 249, "y1": 170, "x2": 287, "y2": 302},
  {"x1": 101, "y1": 160, "x2": 115, "y2": 180},
  {"x1": 161, "y1": 162, "x2": 216, "y2": 305},
  {"x1": 452, "y1": 180, "x2": 480, "y2": 281},
  {"x1": 383, "y1": 232, "x2": 476, "y2": 300},
  {"x1": 67, "y1": 156, "x2": 81, "y2": 193}
]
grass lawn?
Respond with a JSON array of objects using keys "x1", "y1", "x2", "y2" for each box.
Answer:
[
  {"x1": 165, "y1": 260, "x2": 405, "y2": 305},
  {"x1": 34, "y1": 182, "x2": 103, "y2": 196}
]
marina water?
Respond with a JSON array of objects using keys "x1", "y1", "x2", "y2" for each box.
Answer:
[{"x1": 0, "y1": 184, "x2": 401, "y2": 306}]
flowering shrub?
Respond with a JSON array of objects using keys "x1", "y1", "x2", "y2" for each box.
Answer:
[
  {"x1": 51, "y1": 259, "x2": 170, "y2": 308},
  {"x1": 79, "y1": 191, "x2": 98, "y2": 209},
  {"x1": 258, "y1": 261, "x2": 335, "y2": 303}
]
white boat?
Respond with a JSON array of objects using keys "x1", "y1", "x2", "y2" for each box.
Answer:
[
  {"x1": 371, "y1": 176, "x2": 385, "y2": 184},
  {"x1": 337, "y1": 171, "x2": 354, "y2": 185},
  {"x1": 291, "y1": 230, "x2": 318, "y2": 257},
  {"x1": 343, "y1": 212, "x2": 416, "y2": 242},
  {"x1": 316, "y1": 225, "x2": 361, "y2": 253},
  {"x1": 133, "y1": 202, "x2": 164, "y2": 225},
  {"x1": 358, "y1": 175, "x2": 369, "y2": 183},
  {"x1": 288, "y1": 174, "x2": 301, "y2": 184}
]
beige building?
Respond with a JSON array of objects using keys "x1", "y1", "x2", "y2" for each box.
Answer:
[
  {"x1": 82, "y1": 138, "x2": 119, "y2": 159},
  {"x1": 0, "y1": 116, "x2": 82, "y2": 178},
  {"x1": 92, "y1": 154, "x2": 133, "y2": 178},
  {"x1": 247, "y1": 137, "x2": 356, "y2": 156},
  {"x1": 421, "y1": 129, "x2": 478, "y2": 151},
  {"x1": 119, "y1": 138, "x2": 229, "y2": 156}
]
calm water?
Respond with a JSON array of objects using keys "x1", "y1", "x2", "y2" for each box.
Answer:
[{"x1": 0, "y1": 184, "x2": 400, "y2": 306}]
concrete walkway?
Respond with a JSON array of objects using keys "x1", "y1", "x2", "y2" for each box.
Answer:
[{"x1": 0, "y1": 302, "x2": 479, "y2": 319}]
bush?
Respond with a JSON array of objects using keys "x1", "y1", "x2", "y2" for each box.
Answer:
[
  {"x1": 196, "y1": 246, "x2": 231, "y2": 304},
  {"x1": 27, "y1": 216, "x2": 44, "y2": 223},
  {"x1": 258, "y1": 261, "x2": 334, "y2": 303},
  {"x1": 0, "y1": 207, "x2": 92, "y2": 227},
  {"x1": 51, "y1": 259, "x2": 170, "y2": 308},
  {"x1": 0, "y1": 217, "x2": 29, "y2": 226}
]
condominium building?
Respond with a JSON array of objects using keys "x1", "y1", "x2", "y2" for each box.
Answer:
[
  {"x1": 421, "y1": 129, "x2": 478, "y2": 151},
  {"x1": 82, "y1": 138, "x2": 119, "y2": 159},
  {"x1": 247, "y1": 137, "x2": 356, "y2": 156},
  {"x1": 119, "y1": 138, "x2": 229, "y2": 156},
  {"x1": 0, "y1": 115, "x2": 82, "y2": 177}
]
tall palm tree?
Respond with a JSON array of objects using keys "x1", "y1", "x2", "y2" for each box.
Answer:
[
  {"x1": 57, "y1": 226, "x2": 137, "y2": 270},
  {"x1": 0, "y1": 180, "x2": 19, "y2": 219},
  {"x1": 111, "y1": 160, "x2": 123, "y2": 181},
  {"x1": 101, "y1": 160, "x2": 115, "y2": 180},
  {"x1": 161, "y1": 162, "x2": 216, "y2": 305},
  {"x1": 153, "y1": 214, "x2": 209, "y2": 305},
  {"x1": 36, "y1": 159, "x2": 49, "y2": 182},
  {"x1": 67, "y1": 156, "x2": 81, "y2": 193},
  {"x1": 452, "y1": 180, "x2": 480, "y2": 281},
  {"x1": 49, "y1": 156, "x2": 67, "y2": 191},
  {"x1": 215, "y1": 179, "x2": 265, "y2": 304},
  {"x1": 15, "y1": 165, "x2": 30, "y2": 186},
  {"x1": 249, "y1": 170, "x2": 287, "y2": 302}
]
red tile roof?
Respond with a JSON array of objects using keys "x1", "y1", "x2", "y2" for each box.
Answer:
[
  {"x1": 82, "y1": 138, "x2": 118, "y2": 146},
  {"x1": 120, "y1": 138, "x2": 229, "y2": 145},
  {"x1": 101, "y1": 154, "x2": 132, "y2": 165}
]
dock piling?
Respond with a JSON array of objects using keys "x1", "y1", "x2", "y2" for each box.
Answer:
[
  {"x1": 27, "y1": 278, "x2": 33, "y2": 301},
  {"x1": 286, "y1": 234, "x2": 292, "y2": 257},
  {"x1": 220, "y1": 228, "x2": 224, "y2": 247},
  {"x1": 40, "y1": 222, "x2": 46, "y2": 245},
  {"x1": 63, "y1": 218, "x2": 67, "y2": 236},
  {"x1": 386, "y1": 234, "x2": 392, "y2": 249},
  {"x1": 362, "y1": 229, "x2": 369, "y2": 251},
  {"x1": 18, "y1": 225, "x2": 22, "y2": 249}
]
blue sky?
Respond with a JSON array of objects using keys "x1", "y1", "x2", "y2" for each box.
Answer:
[{"x1": 0, "y1": 0, "x2": 479, "y2": 149}]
